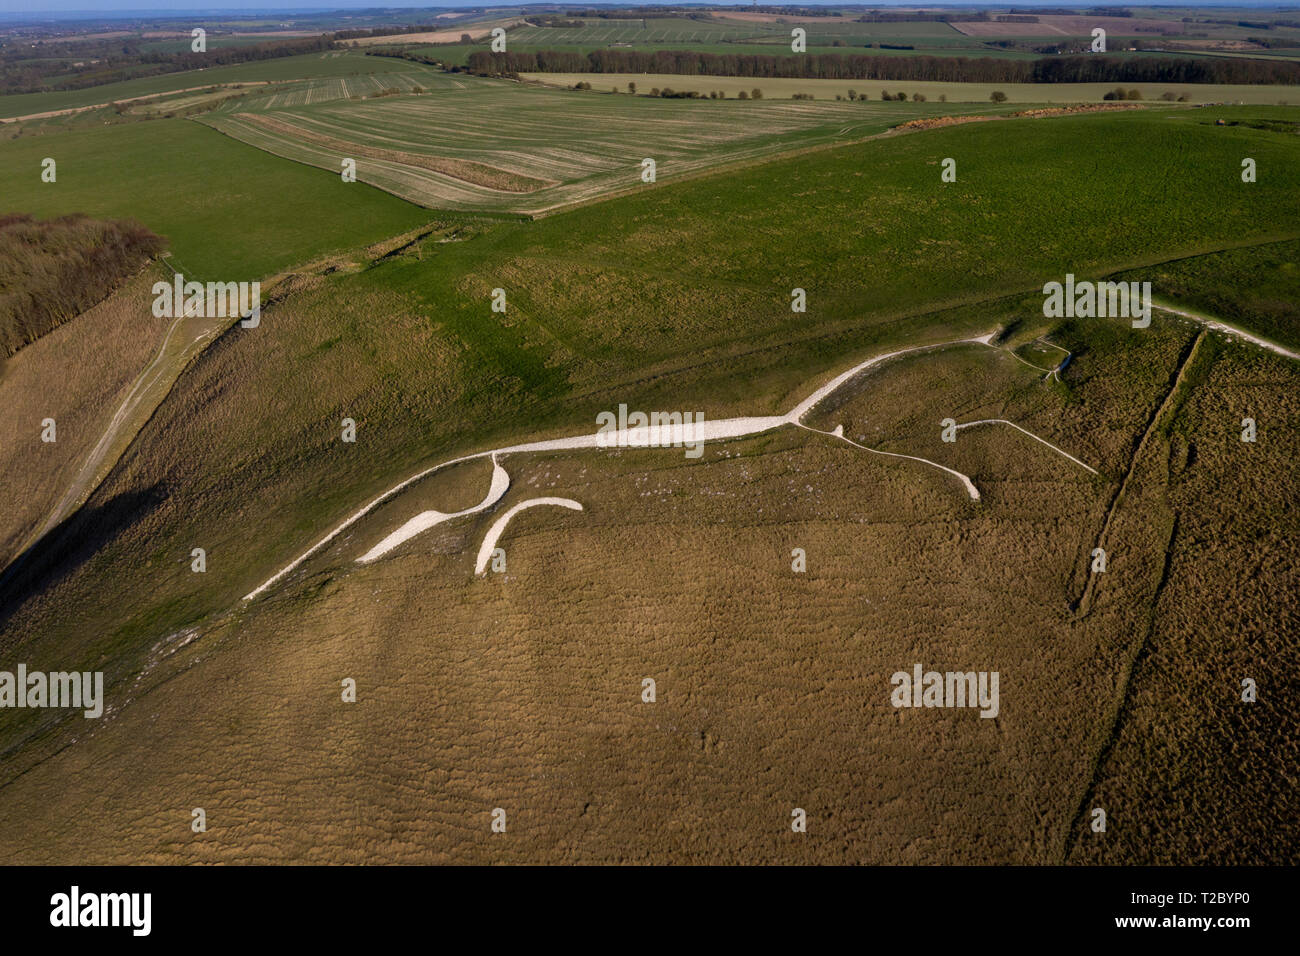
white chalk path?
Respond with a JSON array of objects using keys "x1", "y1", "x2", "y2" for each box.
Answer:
[
  {"x1": 1038, "y1": 338, "x2": 1072, "y2": 383},
  {"x1": 243, "y1": 332, "x2": 1003, "y2": 601},
  {"x1": 357, "y1": 455, "x2": 510, "y2": 563},
  {"x1": 1153, "y1": 301, "x2": 1300, "y2": 362},
  {"x1": 21, "y1": 261, "x2": 229, "y2": 558},
  {"x1": 995, "y1": 336, "x2": 1071, "y2": 382},
  {"x1": 954, "y1": 420, "x2": 1099, "y2": 475},
  {"x1": 796, "y1": 422, "x2": 982, "y2": 500},
  {"x1": 786, "y1": 332, "x2": 997, "y2": 420},
  {"x1": 242, "y1": 415, "x2": 793, "y2": 598},
  {"x1": 34, "y1": 310, "x2": 188, "y2": 540},
  {"x1": 475, "y1": 498, "x2": 584, "y2": 575},
  {"x1": 1001, "y1": 347, "x2": 1055, "y2": 375}
]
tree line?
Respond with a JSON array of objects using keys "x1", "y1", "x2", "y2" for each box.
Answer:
[
  {"x1": 855, "y1": 12, "x2": 989, "y2": 23},
  {"x1": 468, "y1": 48, "x2": 1300, "y2": 86},
  {"x1": 137, "y1": 35, "x2": 335, "y2": 73},
  {"x1": 333, "y1": 25, "x2": 441, "y2": 41},
  {"x1": 0, "y1": 214, "x2": 164, "y2": 358}
]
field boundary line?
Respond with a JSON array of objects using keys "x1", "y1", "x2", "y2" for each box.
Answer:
[
  {"x1": 1061, "y1": 511, "x2": 1181, "y2": 864},
  {"x1": 954, "y1": 419, "x2": 1099, "y2": 474},
  {"x1": 1071, "y1": 329, "x2": 1205, "y2": 617}
]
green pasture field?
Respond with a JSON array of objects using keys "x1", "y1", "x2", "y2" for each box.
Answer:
[
  {"x1": 1123, "y1": 237, "x2": 1300, "y2": 351},
  {"x1": 1165, "y1": 47, "x2": 1300, "y2": 62},
  {"x1": 0, "y1": 119, "x2": 429, "y2": 276},
  {"x1": 364, "y1": 104, "x2": 1300, "y2": 369},
  {"x1": 492, "y1": 11, "x2": 1300, "y2": 57},
  {"x1": 136, "y1": 34, "x2": 324, "y2": 54},
  {"x1": 409, "y1": 14, "x2": 1018, "y2": 65}
]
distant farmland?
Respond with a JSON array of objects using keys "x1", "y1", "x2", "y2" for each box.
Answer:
[
  {"x1": 0, "y1": 51, "x2": 436, "y2": 120},
  {"x1": 951, "y1": 13, "x2": 1300, "y2": 42},
  {"x1": 415, "y1": 11, "x2": 1300, "y2": 64},
  {"x1": 502, "y1": 15, "x2": 981, "y2": 49},
  {"x1": 344, "y1": 18, "x2": 526, "y2": 46},
  {"x1": 201, "y1": 75, "x2": 1004, "y2": 214},
  {"x1": 245, "y1": 69, "x2": 459, "y2": 108},
  {"x1": 523, "y1": 72, "x2": 1300, "y2": 104}
]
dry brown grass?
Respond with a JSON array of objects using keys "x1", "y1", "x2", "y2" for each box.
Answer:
[
  {"x1": 2, "y1": 308, "x2": 1289, "y2": 864},
  {"x1": 1010, "y1": 103, "x2": 1146, "y2": 119},
  {"x1": 0, "y1": 272, "x2": 165, "y2": 568},
  {"x1": 1066, "y1": 339, "x2": 1300, "y2": 864},
  {"x1": 0, "y1": 427, "x2": 1103, "y2": 863}
]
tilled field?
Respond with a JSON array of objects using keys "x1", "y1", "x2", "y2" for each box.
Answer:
[{"x1": 201, "y1": 77, "x2": 968, "y2": 213}]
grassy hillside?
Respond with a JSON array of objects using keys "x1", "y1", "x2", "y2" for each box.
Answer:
[
  {"x1": 2, "y1": 101, "x2": 1296, "y2": 674},
  {"x1": 2, "y1": 302, "x2": 1295, "y2": 864},
  {"x1": 501, "y1": 15, "x2": 986, "y2": 50},
  {"x1": 1121, "y1": 237, "x2": 1300, "y2": 351},
  {"x1": 1067, "y1": 335, "x2": 1300, "y2": 864},
  {"x1": 0, "y1": 96, "x2": 1296, "y2": 864},
  {"x1": 0, "y1": 273, "x2": 164, "y2": 567}
]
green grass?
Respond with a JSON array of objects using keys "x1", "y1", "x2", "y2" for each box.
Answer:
[
  {"x1": 397, "y1": 105, "x2": 1300, "y2": 360},
  {"x1": 1123, "y1": 237, "x2": 1300, "y2": 351},
  {"x1": 416, "y1": 14, "x2": 1021, "y2": 66},
  {"x1": 0, "y1": 119, "x2": 430, "y2": 277},
  {"x1": 136, "y1": 35, "x2": 318, "y2": 54}
]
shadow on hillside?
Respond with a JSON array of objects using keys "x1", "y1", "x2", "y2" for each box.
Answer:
[{"x1": 0, "y1": 484, "x2": 166, "y2": 633}]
